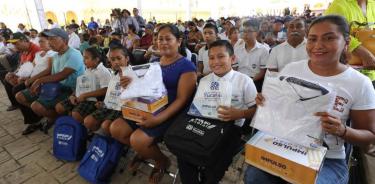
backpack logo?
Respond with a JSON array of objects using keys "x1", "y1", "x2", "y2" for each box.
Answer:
[
  {"x1": 57, "y1": 133, "x2": 72, "y2": 141},
  {"x1": 186, "y1": 124, "x2": 193, "y2": 130}
]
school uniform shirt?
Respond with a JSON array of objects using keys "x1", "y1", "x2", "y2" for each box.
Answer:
[
  {"x1": 234, "y1": 41, "x2": 269, "y2": 78},
  {"x1": 202, "y1": 70, "x2": 257, "y2": 126},
  {"x1": 68, "y1": 32, "x2": 81, "y2": 50},
  {"x1": 280, "y1": 59, "x2": 375, "y2": 159},
  {"x1": 218, "y1": 32, "x2": 229, "y2": 40},
  {"x1": 51, "y1": 47, "x2": 85, "y2": 90},
  {"x1": 77, "y1": 62, "x2": 111, "y2": 101},
  {"x1": 198, "y1": 46, "x2": 210, "y2": 74},
  {"x1": 30, "y1": 50, "x2": 56, "y2": 77},
  {"x1": 266, "y1": 39, "x2": 308, "y2": 72}
]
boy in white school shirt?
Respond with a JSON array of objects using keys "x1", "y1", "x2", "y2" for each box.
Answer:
[
  {"x1": 177, "y1": 39, "x2": 258, "y2": 184},
  {"x1": 234, "y1": 20, "x2": 269, "y2": 92}
]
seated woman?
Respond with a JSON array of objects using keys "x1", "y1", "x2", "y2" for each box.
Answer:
[
  {"x1": 109, "y1": 24, "x2": 197, "y2": 184},
  {"x1": 122, "y1": 25, "x2": 140, "y2": 52},
  {"x1": 15, "y1": 33, "x2": 56, "y2": 135},
  {"x1": 245, "y1": 15, "x2": 375, "y2": 184},
  {"x1": 186, "y1": 21, "x2": 203, "y2": 53}
]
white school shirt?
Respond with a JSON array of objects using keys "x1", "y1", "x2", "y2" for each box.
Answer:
[
  {"x1": 266, "y1": 39, "x2": 308, "y2": 72},
  {"x1": 234, "y1": 41, "x2": 269, "y2": 78},
  {"x1": 30, "y1": 37, "x2": 40, "y2": 46},
  {"x1": 198, "y1": 46, "x2": 210, "y2": 74},
  {"x1": 30, "y1": 50, "x2": 56, "y2": 77},
  {"x1": 68, "y1": 32, "x2": 81, "y2": 50},
  {"x1": 202, "y1": 70, "x2": 257, "y2": 126},
  {"x1": 76, "y1": 62, "x2": 111, "y2": 101},
  {"x1": 280, "y1": 60, "x2": 375, "y2": 159}
]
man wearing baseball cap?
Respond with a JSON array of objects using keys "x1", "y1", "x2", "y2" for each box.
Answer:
[
  {"x1": 17, "y1": 28, "x2": 84, "y2": 133},
  {"x1": 1, "y1": 32, "x2": 40, "y2": 111}
]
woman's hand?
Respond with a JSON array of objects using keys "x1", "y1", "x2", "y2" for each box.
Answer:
[
  {"x1": 95, "y1": 101, "x2": 104, "y2": 109},
  {"x1": 119, "y1": 75, "x2": 132, "y2": 89},
  {"x1": 255, "y1": 93, "x2": 265, "y2": 106},
  {"x1": 136, "y1": 116, "x2": 162, "y2": 128},
  {"x1": 217, "y1": 106, "x2": 244, "y2": 121},
  {"x1": 69, "y1": 95, "x2": 78, "y2": 105},
  {"x1": 316, "y1": 112, "x2": 346, "y2": 137}
]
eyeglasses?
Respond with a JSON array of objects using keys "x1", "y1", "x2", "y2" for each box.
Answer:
[{"x1": 279, "y1": 76, "x2": 329, "y2": 101}]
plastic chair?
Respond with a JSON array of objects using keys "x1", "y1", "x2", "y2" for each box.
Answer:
[{"x1": 131, "y1": 49, "x2": 148, "y2": 66}]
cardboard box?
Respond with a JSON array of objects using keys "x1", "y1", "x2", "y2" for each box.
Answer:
[
  {"x1": 122, "y1": 106, "x2": 164, "y2": 123},
  {"x1": 123, "y1": 95, "x2": 168, "y2": 113},
  {"x1": 245, "y1": 132, "x2": 327, "y2": 184}
]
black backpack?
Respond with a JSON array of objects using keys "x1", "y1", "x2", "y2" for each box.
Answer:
[{"x1": 164, "y1": 113, "x2": 237, "y2": 166}]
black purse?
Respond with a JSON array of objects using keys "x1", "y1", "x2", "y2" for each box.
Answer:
[{"x1": 164, "y1": 113, "x2": 237, "y2": 166}]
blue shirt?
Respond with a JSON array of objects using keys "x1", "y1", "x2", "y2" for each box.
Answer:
[
  {"x1": 88, "y1": 21, "x2": 99, "y2": 30},
  {"x1": 52, "y1": 47, "x2": 85, "y2": 90},
  {"x1": 157, "y1": 57, "x2": 196, "y2": 103}
]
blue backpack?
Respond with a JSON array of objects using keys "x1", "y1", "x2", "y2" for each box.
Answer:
[
  {"x1": 78, "y1": 135, "x2": 124, "y2": 184},
  {"x1": 53, "y1": 116, "x2": 88, "y2": 161}
]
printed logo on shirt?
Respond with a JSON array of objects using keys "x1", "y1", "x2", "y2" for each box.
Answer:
[
  {"x1": 333, "y1": 96, "x2": 349, "y2": 113},
  {"x1": 210, "y1": 81, "x2": 219, "y2": 90},
  {"x1": 252, "y1": 64, "x2": 257, "y2": 69}
]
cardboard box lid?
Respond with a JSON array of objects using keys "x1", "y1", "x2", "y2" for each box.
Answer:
[{"x1": 247, "y1": 132, "x2": 327, "y2": 170}]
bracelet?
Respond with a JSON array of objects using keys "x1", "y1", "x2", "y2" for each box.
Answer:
[{"x1": 339, "y1": 125, "x2": 347, "y2": 138}]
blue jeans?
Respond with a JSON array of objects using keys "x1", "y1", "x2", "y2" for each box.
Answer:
[{"x1": 244, "y1": 159, "x2": 349, "y2": 184}]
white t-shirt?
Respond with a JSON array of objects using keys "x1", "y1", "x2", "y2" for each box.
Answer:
[
  {"x1": 201, "y1": 70, "x2": 257, "y2": 126},
  {"x1": 234, "y1": 41, "x2": 269, "y2": 78},
  {"x1": 266, "y1": 39, "x2": 308, "y2": 72},
  {"x1": 68, "y1": 32, "x2": 81, "y2": 49},
  {"x1": 30, "y1": 50, "x2": 56, "y2": 77},
  {"x1": 30, "y1": 37, "x2": 40, "y2": 46},
  {"x1": 218, "y1": 32, "x2": 229, "y2": 40},
  {"x1": 198, "y1": 46, "x2": 210, "y2": 74},
  {"x1": 280, "y1": 60, "x2": 375, "y2": 159}
]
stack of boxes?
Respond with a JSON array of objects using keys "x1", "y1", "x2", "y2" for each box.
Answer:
[{"x1": 121, "y1": 95, "x2": 168, "y2": 122}]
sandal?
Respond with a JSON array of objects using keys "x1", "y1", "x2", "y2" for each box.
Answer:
[
  {"x1": 128, "y1": 154, "x2": 144, "y2": 173},
  {"x1": 148, "y1": 159, "x2": 171, "y2": 184},
  {"x1": 40, "y1": 120, "x2": 53, "y2": 134},
  {"x1": 22, "y1": 123, "x2": 42, "y2": 135}
]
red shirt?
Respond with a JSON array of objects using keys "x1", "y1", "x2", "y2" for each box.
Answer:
[
  {"x1": 139, "y1": 34, "x2": 153, "y2": 49},
  {"x1": 20, "y1": 43, "x2": 41, "y2": 64}
]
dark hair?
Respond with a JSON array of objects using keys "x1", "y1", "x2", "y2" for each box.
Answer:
[
  {"x1": 203, "y1": 23, "x2": 218, "y2": 34},
  {"x1": 109, "y1": 45, "x2": 133, "y2": 64},
  {"x1": 228, "y1": 27, "x2": 239, "y2": 36},
  {"x1": 84, "y1": 47, "x2": 102, "y2": 63},
  {"x1": 128, "y1": 24, "x2": 136, "y2": 33},
  {"x1": 122, "y1": 9, "x2": 131, "y2": 16},
  {"x1": 308, "y1": 15, "x2": 350, "y2": 64},
  {"x1": 88, "y1": 37, "x2": 98, "y2": 45},
  {"x1": 209, "y1": 40, "x2": 234, "y2": 56},
  {"x1": 158, "y1": 24, "x2": 187, "y2": 57},
  {"x1": 82, "y1": 33, "x2": 90, "y2": 41},
  {"x1": 29, "y1": 29, "x2": 38, "y2": 33},
  {"x1": 243, "y1": 20, "x2": 259, "y2": 32}
]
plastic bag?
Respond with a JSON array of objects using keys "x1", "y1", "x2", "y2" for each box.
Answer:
[
  {"x1": 76, "y1": 71, "x2": 98, "y2": 101},
  {"x1": 120, "y1": 63, "x2": 166, "y2": 100},
  {"x1": 16, "y1": 62, "x2": 34, "y2": 78},
  {"x1": 188, "y1": 77, "x2": 232, "y2": 119},
  {"x1": 104, "y1": 75, "x2": 122, "y2": 111},
  {"x1": 251, "y1": 75, "x2": 336, "y2": 148}
]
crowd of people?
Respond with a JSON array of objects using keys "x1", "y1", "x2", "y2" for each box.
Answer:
[{"x1": 0, "y1": 0, "x2": 374, "y2": 183}]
